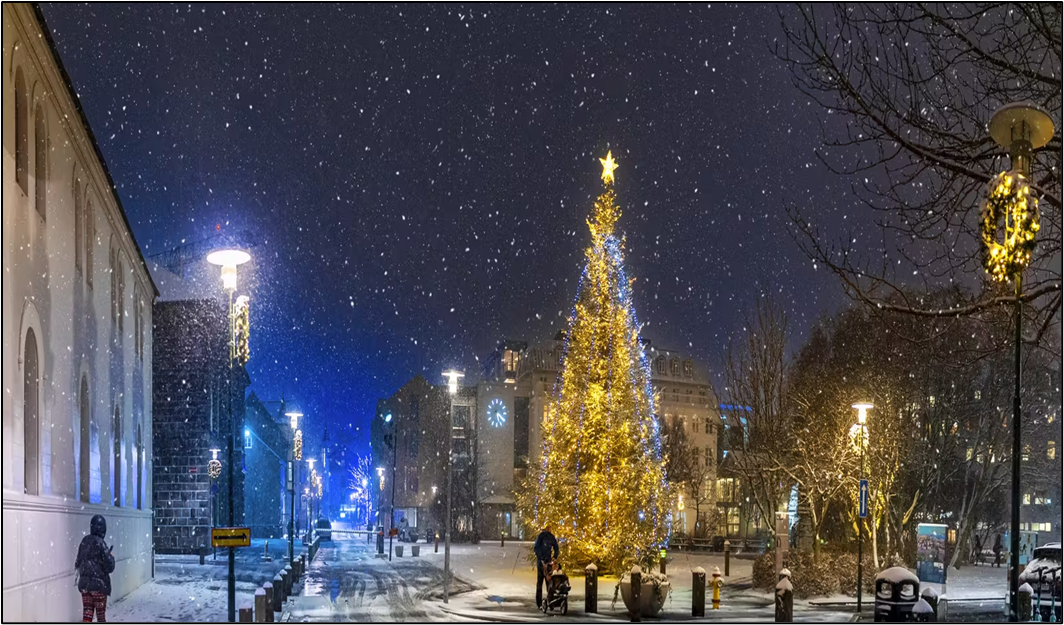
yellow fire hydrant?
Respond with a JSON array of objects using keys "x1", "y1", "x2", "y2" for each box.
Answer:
[{"x1": 711, "y1": 566, "x2": 723, "y2": 609}]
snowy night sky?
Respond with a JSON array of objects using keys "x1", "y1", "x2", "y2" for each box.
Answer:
[{"x1": 39, "y1": 3, "x2": 866, "y2": 451}]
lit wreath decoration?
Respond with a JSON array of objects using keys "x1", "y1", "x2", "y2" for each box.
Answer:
[
  {"x1": 208, "y1": 459, "x2": 223, "y2": 479},
  {"x1": 293, "y1": 430, "x2": 303, "y2": 461},
  {"x1": 980, "y1": 171, "x2": 1040, "y2": 282}
]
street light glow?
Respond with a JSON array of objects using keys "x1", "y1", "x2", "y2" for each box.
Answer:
[
  {"x1": 384, "y1": 412, "x2": 392, "y2": 423},
  {"x1": 852, "y1": 402, "x2": 873, "y2": 424},
  {"x1": 210, "y1": 448, "x2": 221, "y2": 461},
  {"x1": 442, "y1": 369, "x2": 464, "y2": 395},
  {"x1": 206, "y1": 249, "x2": 251, "y2": 291},
  {"x1": 285, "y1": 410, "x2": 303, "y2": 430}
]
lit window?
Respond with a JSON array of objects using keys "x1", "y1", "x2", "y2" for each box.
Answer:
[
  {"x1": 1023, "y1": 493, "x2": 1031, "y2": 505},
  {"x1": 1049, "y1": 441, "x2": 1057, "y2": 461},
  {"x1": 1022, "y1": 445, "x2": 1030, "y2": 462},
  {"x1": 974, "y1": 390, "x2": 981, "y2": 400},
  {"x1": 244, "y1": 429, "x2": 253, "y2": 449},
  {"x1": 929, "y1": 396, "x2": 935, "y2": 407}
]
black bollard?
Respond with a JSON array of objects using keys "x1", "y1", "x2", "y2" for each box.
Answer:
[
  {"x1": 435, "y1": 531, "x2": 440, "y2": 554},
  {"x1": 1018, "y1": 583, "x2": 1032, "y2": 621},
  {"x1": 660, "y1": 550, "x2": 666, "y2": 576},
  {"x1": 501, "y1": 531, "x2": 505, "y2": 548},
  {"x1": 775, "y1": 577, "x2": 793, "y2": 623},
  {"x1": 692, "y1": 567, "x2": 706, "y2": 617},
  {"x1": 920, "y1": 588, "x2": 939, "y2": 621},
  {"x1": 724, "y1": 540, "x2": 731, "y2": 577},
  {"x1": 630, "y1": 565, "x2": 642, "y2": 623},
  {"x1": 272, "y1": 575, "x2": 283, "y2": 611},
  {"x1": 263, "y1": 583, "x2": 275, "y2": 622},
  {"x1": 238, "y1": 606, "x2": 253, "y2": 622},
  {"x1": 585, "y1": 563, "x2": 598, "y2": 614},
  {"x1": 377, "y1": 530, "x2": 385, "y2": 556}
]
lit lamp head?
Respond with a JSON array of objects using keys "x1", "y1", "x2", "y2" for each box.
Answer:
[
  {"x1": 383, "y1": 412, "x2": 393, "y2": 424},
  {"x1": 361, "y1": 477, "x2": 369, "y2": 488},
  {"x1": 852, "y1": 402, "x2": 873, "y2": 424},
  {"x1": 285, "y1": 409, "x2": 303, "y2": 430},
  {"x1": 989, "y1": 102, "x2": 1054, "y2": 174},
  {"x1": 210, "y1": 448, "x2": 221, "y2": 461},
  {"x1": 206, "y1": 249, "x2": 251, "y2": 291},
  {"x1": 442, "y1": 369, "x2": 465, "y2": 395},
  {"x1": 307, "y1": 457, "x2": 316, "y2": 471}
]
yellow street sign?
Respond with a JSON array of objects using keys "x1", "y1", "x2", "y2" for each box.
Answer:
[{"x1": 212, "y1": 527, "x2": 251, "y2": 548}]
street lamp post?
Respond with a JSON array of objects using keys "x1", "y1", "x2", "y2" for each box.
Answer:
[
  {"x1": 986, "y1": 102, "x2": 1054, "y2": 623},
  {"x1": 307, "y1": 458, "x2": 317, "y2": 539},
  {"x1": 206, "y1": 248, "x2": 251, "y2": 623},
  {"x1": 852, "y1": 402, "x2": 873, "y2": 616},
  {"x1": 285, "y1": 409, "x2": 303, "y2": 566},
  {"x1": 383, "y1": 412, "x2": 397, "y2": 561},
  {"x1": 442, "y1": 369, "x2": 464, "y2": 605}
]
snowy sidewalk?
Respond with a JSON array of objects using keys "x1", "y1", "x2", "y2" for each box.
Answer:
[{"x1": 107, "y1": 538, "x2": 307, "y2": 622}]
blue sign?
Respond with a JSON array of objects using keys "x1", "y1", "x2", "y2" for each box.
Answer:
[{"x1": 859, "y1": 479, "x2": 869, "y2": 518}]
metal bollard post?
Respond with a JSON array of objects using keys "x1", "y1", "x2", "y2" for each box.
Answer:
[
  {"x1": 775, "y1": 577, "x2": 793, "y2": 622},
  {"x1": 660, "y1": 549, "x2": 667, "y2": 576},
  {"x1": 280, "y1": 570, "x2": 291, "y2": 601},
  {"x1": 272, "y1": 575, "x2": 284, "y2": 611},
  {"x1": 920, "y1": 587, "x2": 939, "y2": 622},
  {"x1": 692, "y1": 567, "x2": 706, "y2": 617},
  {"x1": 238, "y1": 606, "x2": 253, "y2": 622},
  {"x1": 200, "y1": 548, "x2": 206, "y2": 566},
  {"x1": 585, "y1": 563, "x2": 598, "y2": 614},
  {"x1": 284, "y1": 565, "x2": 294, "y2": 597},
  {"x1": 630, "y1": 565, "x2": 642, "y2": 623},
  {"x1": 501, "y1": 531, "x2": 505, "y2": 548},
  {"x1": 1019, "y1": 583, "x2": 1033, "y2": 621},
  {"x1": 712, "y1": 566, "x2": 723, "y2": 610},
  {"x1": 913, "y1": 598, "x2": 935, "y2": 623},
  {"x1": 300, "y1": 554, "x2": 306, "y2": 576},
  {"x1": 435, "y1": 531, "x2": 439, "y2": 554},
  {"x1": 724, "y1": 540, "x2": 731, "y2": 577},
  {"x1": 254, "y1": 588, "x2": 267, "y2": 623},
  {"x1": 263, "y1": 583, "x2": 275, "y2": 622}
]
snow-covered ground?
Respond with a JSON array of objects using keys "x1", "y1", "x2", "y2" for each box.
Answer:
[{"x1": 106, "y1": 538, "x2": 305, "y2": 623}]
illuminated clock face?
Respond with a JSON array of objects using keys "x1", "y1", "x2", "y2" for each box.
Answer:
[{"x1": 487, "y1": 398, "x2": 507, "y2": 428}]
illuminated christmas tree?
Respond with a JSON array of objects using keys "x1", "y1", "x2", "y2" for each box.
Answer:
[{"x1": 527, "y1": 151, "x2": 670, "y2": 574}]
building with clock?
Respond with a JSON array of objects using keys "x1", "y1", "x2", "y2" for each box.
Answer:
[{"x1": 372, "y1": 338, "x2": 719, "y2": 542}]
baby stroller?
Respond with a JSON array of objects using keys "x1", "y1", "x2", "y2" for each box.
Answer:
[{"x1": 541, "y1": 559, "x2": 571, "y2": 615}]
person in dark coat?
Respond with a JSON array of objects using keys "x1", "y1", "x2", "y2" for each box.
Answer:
[
  {"x1": 75, "y1": 515, "x2": 115, "y2": 622},
  {"x1": 992, "y1": 534, "x2": 1003, "y2": 568},
  {"x1": 971, "y1": 534, "x2": 983, "y2": 565},
  {"x1": 533, "y1": 525, "x2": 560, "y2": 608}
]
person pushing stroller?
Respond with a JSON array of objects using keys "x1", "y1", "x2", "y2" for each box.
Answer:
[{"x1": 534, "y1": 524, "x2": 560, "y2": 609}]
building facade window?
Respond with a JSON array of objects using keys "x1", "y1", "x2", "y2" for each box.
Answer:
[
  {"x1": 85, "y1": 199, "x2": 94, "y2": 287},
  {"x1": 79, "y1": 376, "x2": 91, "y2": 502},
  {"x1": 244, "y1": 429, "x2": 253, "y2": 449},
  {"x1": 1048, "y1": 441, "x2": 1056, "y2": 460},
  {"x1": 136, "y1": 422, "x2": 144, "y2": 510},
  {"x1": 23, "y1": 329, "x2": 40, "y2": 495},
  {"x1": 74, "y1": 180, "x2": 83, "y2": 274},
  {"x1": 704, "y1": 416, "x2": 712, "y2": 434},
  {"x1": 683, "y1": 360, "x2": 693, "y2": 378},
  {"x1": 655, "y1": 356, "x2": 666, "y2": 374},
  {"x1": 14, "y1": 68, "x2": 28, "y2": 193},
  {"x1": 670, "y1": 358, "x2": 680, "y2": 377},
  {"x1": 34, "y1": 104, "x2": 46, "y2": 219},
  {"x1": 113, "y1": 406, "x2": 121, "y2": 507}
]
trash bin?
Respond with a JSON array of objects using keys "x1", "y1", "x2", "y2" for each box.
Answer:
[
  {"x1": 874, "y1": 567, "x2": 920, "y2": 623},
  {"x1": 395, "y1": 545, "x2": 404, "y2": 557}
]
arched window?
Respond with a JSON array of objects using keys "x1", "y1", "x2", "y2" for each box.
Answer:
[
  {"x1": 670, "y1": 358, "x2": 680, "y2": 377},
  {"x1": 113, "y1": 406, "x2": 121, "y2": 507},
  {"x1": 80, "y1": 376, "x2": 91, "y2": 502},
  {"x1": 136, "y1": 421, "x2": 144, "y2": 510},
  {"x1": 34, "y1": 104, "x2": 46, "y2": 219},
  {"x1": 74, "y1": 180, "x2": 83, "y2": 274},
  {"x1": 655, "y1": 355, "x2": 666, "y2": 375},
  {"x1": 109, "y1": 244, "x2": 118, "y2": 325},
  {"x1": 14, "y1": 68, "x2": 28, "y2": 193},
  {"x1": 85, "y1": 199, "x2": 94, "y2": 288},
  {"x1": 23, "y1": 329, "x2": 39, "y2": 495}
]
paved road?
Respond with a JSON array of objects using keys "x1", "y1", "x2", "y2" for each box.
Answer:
[{"x1": 285, "y1": 538, "x2": 475, "y2": 622}]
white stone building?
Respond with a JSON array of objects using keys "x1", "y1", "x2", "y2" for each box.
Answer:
[{"x1": 3, "y1": 4, "x2": 156, "y2": 621}]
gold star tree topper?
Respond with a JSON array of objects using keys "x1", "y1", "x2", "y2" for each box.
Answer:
[{"x1": 599, "y1": 150, "x2": 619, "y2": 185}]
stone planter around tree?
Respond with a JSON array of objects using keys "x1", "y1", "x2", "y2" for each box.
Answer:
[{"x1": 619, "y1": 573, "x2": 670, "y2": 617}]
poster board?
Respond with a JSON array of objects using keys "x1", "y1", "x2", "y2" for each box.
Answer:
[{"x1": 916, "y1": 523, "x2": 948, "y2": 584}]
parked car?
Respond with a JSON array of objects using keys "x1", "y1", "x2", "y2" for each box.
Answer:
[
  {"x1": 1019, "y1": 542, "x2": 1061, "y2": 622},
  {"x1": 315, "y1": 518, "x2": 332, "y2": 542}
]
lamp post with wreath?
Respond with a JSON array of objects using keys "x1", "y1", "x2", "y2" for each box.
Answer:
[{"x1": 982, "y1": 102, "x2": 1054, "y2": 624}]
